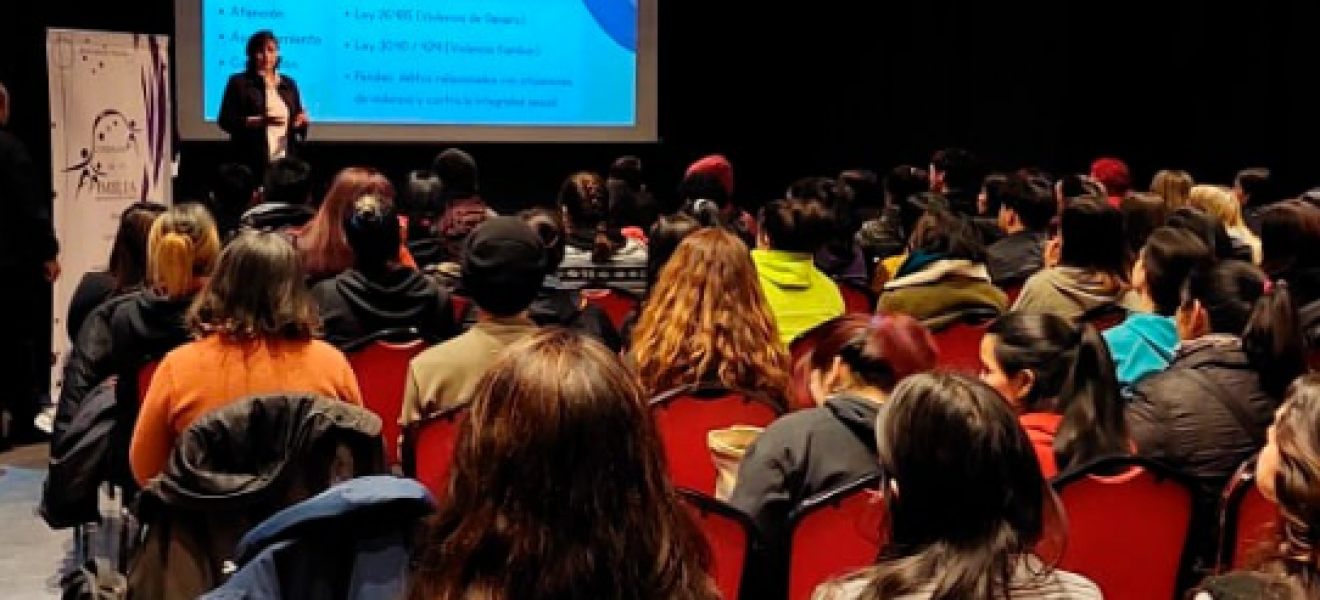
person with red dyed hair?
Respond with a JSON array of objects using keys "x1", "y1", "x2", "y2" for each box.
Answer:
[
  {"x1": 728, "y1": 313, "x2": 939, "y2": 535},
  {"x1": 1090, "y1": 157, "x2": 1132, "y2": 208}
]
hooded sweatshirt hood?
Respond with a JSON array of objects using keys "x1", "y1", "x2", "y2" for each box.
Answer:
[{"x1": 333, "y1": 267, "x2": 439, "y2": 323}]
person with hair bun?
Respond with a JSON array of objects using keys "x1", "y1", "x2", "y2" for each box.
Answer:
[
  {"x1": 754, "y1": 197, "x2": 845, "y2": 345},
  {"x1": 729, "y1": 313, "x2": 939, "y2": 535},
  {"x1": 54, "y1": 203, "x2": 222, "y2": 480},
  {"x1": 556, "y1": 170, "x2": 648, "y2": 295},
  {"x1": 310, "y1": 195, "x2": 458, "y2": 350}
]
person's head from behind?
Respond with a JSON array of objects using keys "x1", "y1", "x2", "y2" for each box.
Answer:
[
  {"x1": 148, "y1": 203, "x2": 221, "y2": 301},
  {"x1": 1166, "y1": 207, "x2": 1237, "y2": 262},
  {"x1": 981, "y1": 313, "x2": 1127, "y2": 472},
  {"x1": 431, "y1": 147, "x2": 479, "y2": 200},
  {"x1": 343, "y1": 195, "x2": 402, "y2": 273},
  {"x1": 1132, "y1": 227, "x2": 1213, "y2": 316},
  {"x1": 868, "y1": 372, "x2": 1059, "y2": 598},
  {"x1": 1120, "y1": 192, "x2": 1170, "y2": 262},
  {"x1": 1259, "y1": 200, "x2": 1320, "y2": 277},
  {"x1": 978, "y1": 172, "x2": 1009, "y2": 217},
  {"x1": 1188, "y1": 184, "x2": 1248, "y2": 230},
  {"x1": 631, "y1": 228, "x2": 789, "y2": 398},
  {"x1": 1090, "y1": 157, "x2": 1131, "y2": 198},
  {"x1": 108, "y1": 202, "x2": 167, "y2": 292},
  {"x1": 678, "y1": 172, "x2": 732, "y2": 224},
  {"x1": 794, "y1": 314, "x2": 938, "y2": 406},
  {"x1": 245, "y1": 30, "x2": 280, "y2": 74},
  {"x1": 758, "y1": 198, "x2": 835, "y2": 254},
  {"x1": 1233, "y1": 167, "x2": 1271, "y2": 206},
  {"x1": 461, "y1": 217, "x2": 546, "y2": 318},
  {"x1": 645, "y1": 214, "x2": 701, "y2": 288},
  {"x1": 909, "y1": 204, "x2": 985, "y2": 262},
  {"x1": 407, "y1": 328, "x2": 716, "y2": 600},
  {"x1": 929, "y1": 147, "x2": 980, "y2": 195},
  {"x1": 608, "y1": 155, "x2": 644, "y2": 190},
  {"x1": 401, "y1": 169, "x2": 443, "y2": 231},
  {"x1": 788, "y1": 176, "x2": 855, "y2": 253},
  {"x1": 213, "y1": 163, "x2": 257, "y2": 213},
  {"x1": 839, "y1": 169, "x2": 883, "y2": 215},
  {"x1": 997, "y1": 173, "x2": 1056, "y2": 235},
  {"x1": 301, "y1": 166, "x2": 394, "y2": 277},
  {"x1": 883, "y1": 165, "x2": 929, "y2": 210},
  {"x1": 1058, "y1": 196, "x2": 1128, "y2": 278},
  {"x1": 684, "y1": 154, "x2": 734, "y2": 200},
  {"x1": 558, "y1": 170, "x2": 607, "y2": 228},
  {"x1": 260, "y1": 157, "x2": 313, "y2": 207},
  {"x1": 189, "y1": 230, "x2": 317, "y2": 341},
  {"x1": 1149, "y1": 169, "x2": 1193, "y2": 210},
  {"x1": 519, "y1": 207, "x2": 566, "y2": 276}
]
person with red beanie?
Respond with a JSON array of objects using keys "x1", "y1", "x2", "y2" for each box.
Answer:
[{"x1": 1090, "y1": 157, "x2": 1132, "y2": 208}]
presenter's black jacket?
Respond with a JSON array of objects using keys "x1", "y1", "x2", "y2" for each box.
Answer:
[
  {"x1": 218, "y1": 72, "x2": 308, "y2": 174},
  {"x1": 0, "y1": 125, "x2": 58, "y2": 271}
]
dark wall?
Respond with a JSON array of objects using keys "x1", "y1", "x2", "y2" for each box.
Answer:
[{"x1": 6, "y1": 1, "x2": 1320, "y2": 211}]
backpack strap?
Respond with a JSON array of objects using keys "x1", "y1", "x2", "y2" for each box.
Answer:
[{"x1": 1179, "y1": 368, "x2": 1265, "y2": 447}]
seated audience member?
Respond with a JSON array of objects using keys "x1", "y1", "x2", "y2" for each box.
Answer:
[
  {"x1": 1104, "y1": 227, "x2": 1212, "y2": 391},
  {"x1": 426, "y1": 148, "x2": 495, "y2": 290},
  {"x1": 210, "y1": 162, "x2": 258, "y2": 238},
  {"x1": 1128, "y1": 260, "x2": 1306, "y2": 572},
  {"x1": 788, "y1": 177, "x2": 868, "y2": 287},
  {"x1": 1258, "y1": 201, "x2": 1320, "y2": 339},
  {"x1": 729, "y1": 314, "x2": 938, "y2": 534},
  {"x1": 1188, "y1": 184, "x2": 1261, "y2": 264},
  {"x1": 65, "y1": 202, "x2": 165, "y2": 342},
  {"x1": 981, "y1": 313, "x2": 1129, "y2": 478},
  {"x1": 754, "y1": 197, "x2": 845, "y2": 345},
  {"x1": 679, "y1": 155, "x2": 755, "y2": 246},
  {"x1": 1120, "y1": 191, "x2": 1170, "y2": 270},
  {"x1": 310, "y1": 195, "x2": 457, "y2": 350},
  {"x1": 556, "y1": 170, "x2": 649, "y2": 295},
  {"x1": 1167, "y1": 207, "x2": 1243, "y2": 262},
  {"x1": 1232, "y1": 167, "x2": 1273, "y2": 234},
  {"x1": 130, "y1": 230, "x2": 363, "y2": 485},
  {"x1": 1013, "y1": 196, "x2": 1141, "y2": 320},
  {"x1": 404, "y1": 329, "x2": 719, "y2": 600},
  {"x1": 399, "y1": 217, "x2": 544, "y2": 428},
  {"x1": 297, "y1": 166, "x2": 416, "y2": 283},
  {"x1": 398, "y1": 169, "x2": 444, "y2": 245},
  {"x1": 606, "y1": 154, "x2": 659, "y2": 239},
  {"x1": 878, "y1": 204, "x2": 1008, "y2": 330},
  {"x1": 631, "y1": 227, "x2": 791, "y2": 406},
  {"x1": 854, "y1": 164, "x2": 928, "y2": 266},
  {"x1": 1192, "y1": 375, "x2": 1320, "y2": 600},
  {"x1": 987, "y1": 174, "x2": 1055, "y2": 288},
  {"x1": 55, "y1": 204, "x2": 221, "y2": 448},
  {"x1": 1091, "y1": 156, "x2": 1132, "y2": 207},
  {"x1": 1149, "y1": 168, "x2": 1194, "y2": 211},
  {"x1": 619, "y1": 213, "x2": 702, "y2": 348},
  {"x1": 511, "y1": 207, "x2": 621, "y2": 350},
  {"x1": 239, "y1": 157, "x2": 316, "y2": 233},
  {"x1": 817, "y1": 372, "x2": 1101, "y2": 600}
]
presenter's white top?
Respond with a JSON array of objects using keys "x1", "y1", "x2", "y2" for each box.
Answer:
[{"x1": 264, "y1": 84, "x2": 290, "y2": 161}]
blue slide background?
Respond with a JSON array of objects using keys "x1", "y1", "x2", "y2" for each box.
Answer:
[{"x1": 202, "y1": 0, "x2": 637, "y2": 126}]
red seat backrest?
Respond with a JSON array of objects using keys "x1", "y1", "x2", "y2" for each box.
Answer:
[
  {"x1": 451, "y1": 295, "x2": 472, "y2": 323},
  {"x1": 581, "y1": 287, "x2": 640, "y2": 330},
  {"x1": 650, "y1": 387, "x2": 783, "y2": 495},
  {"x1": 787, "y1": 476, "x2": 886, "y2": 600},
  {"x1": 413, "y1": 404, "x2": 468, "y2": 502},
  {"x1": 931, "y1": 322, "x2": 989, "y2": 374},
  {"x1": 1051, "y1": 459, "x2": 1195, "y2": 600},
  {"x1": 837, "y1": 282, "x2": 875, "y2": 315},
  {"x1": 1220, "y1": 456, "x2": 1279, "y2": 570},
  {"x1": 137, "y1": 360, "x2": 160, "y2": 404},
  {"x1": 348, "y1": 339, "x2": 429, "y2": 465},
  {"x1": 680, "y1": 489, "x2": 754, "y2": 600}
]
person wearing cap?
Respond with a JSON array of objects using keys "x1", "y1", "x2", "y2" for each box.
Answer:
[{"x1": 399, "y1": 217, "x2": 545, "y2": 428}]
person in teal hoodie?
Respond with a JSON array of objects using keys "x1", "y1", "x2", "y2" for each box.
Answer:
[
  {"x1": 1104, "y1": 227, "x2": 1213, "y2": 392},
  {"x1": 752, "y1": 197, "x2": 845, "y2": 345}
]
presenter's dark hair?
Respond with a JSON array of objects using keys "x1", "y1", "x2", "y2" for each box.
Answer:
[{"x1": 245, "y1": 30, "x2": 280, "y2": 73}]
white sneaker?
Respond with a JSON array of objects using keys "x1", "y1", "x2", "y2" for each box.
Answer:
[{"x1": 33, "y1": 405, "x2": 55, "y2": 435}]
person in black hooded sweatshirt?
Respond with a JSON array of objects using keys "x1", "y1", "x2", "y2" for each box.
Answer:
[
  {"x1": 728, "y1": 313, "x2": 938, "y2": 537},
  {"x1": 311, "y1": 194, "x2": 457, "y2": 350}
]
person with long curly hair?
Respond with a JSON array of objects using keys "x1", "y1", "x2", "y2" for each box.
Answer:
[
  {"x1": 405, "y1": 328, "x2": 718, "y2": 600},
  {"x1": 629, "y1": 227, "x2": 791, "y2": 407},
  {"x1": 1193, "y1": 374, "x2": 1320, "y2": 599}
]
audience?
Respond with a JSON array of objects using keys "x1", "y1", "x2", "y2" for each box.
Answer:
[
  {"x1": 64, "y1": 202, "x2": 165, "y2": 342},
  {"x1": 556, "y1": 170, "x2": 649, "y2": 295},
  {"x1": 239, "y1": 156, "x2": 315, "y2": 233},
  {"x1": 754, "y1": 197, "x2": 845, "y2": 344},
  {"x1": 310, "y1": 194, "x2": 457, "y2": 349},
  {"x1": 1232, "y1": 167, "x2": 1273, "y2": 234},
  {"x1": 515, "y1": 207, "x2": 621, "y2": 350},
  {"x1": 1013, "y1": 196, "x2": 1140, "y2": 320},
  {"x1": 130, "y1": 230, "x2": 363, "y2": 485},
  {"x1": 1150, "y1": 168, "x2": 1194, "y2": 211},
  {"x1": 789, "y1": 177, "x2": 868, "y2": 287},
  {"x1": 1188, "y1": 184, "x2": 1262, "y2": 264},
  {"x1": 987, "y1": 174, "x2": 1055, "y2": 288},
  {"x1": 297, "y1": 166, "x2": 408, "y2": 282}
]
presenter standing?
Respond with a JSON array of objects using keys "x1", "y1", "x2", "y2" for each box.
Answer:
[{"x1": 218, "y1": 30, "x2": 308, "y2": 178}]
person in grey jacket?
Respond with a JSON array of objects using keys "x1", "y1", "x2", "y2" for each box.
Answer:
[{"x1": 728, "y1": 313, "x2": 938, "y2": 537}]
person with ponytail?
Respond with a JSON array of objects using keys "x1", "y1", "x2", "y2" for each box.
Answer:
[
  {"x1": 980, "y1": 312, "x2": 1129, "y2": 477},
  {"x1": 1128, "y1": 260, "x2": 1306, "y2": 574},
  {"x1": 1193, "y1": 375, "x2": 1320, "y2": 600},
  {"x1": 53, "y1": 203, "x2": 222, "y2": 484},
  {"x1": 729, "y1": 313, "x2": 939, "y2": 536},
  {"x1": 556, "y1": 170, "x2": 648, "y2": 295}
]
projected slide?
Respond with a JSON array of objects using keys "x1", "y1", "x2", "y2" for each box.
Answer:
[{"x1": 198, "y1": 0, "x2": 639, "y2": 129}]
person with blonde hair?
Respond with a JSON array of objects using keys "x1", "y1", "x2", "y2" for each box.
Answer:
[
  {"x1": 1150, "y1": 169, "x2": 1194, "y2": 210},
  {"x1": 631, "y1": 227, "x2": 791, "y2": 407},
  {"x1": 54, "y1": 203, "x2": 222, "y2": 480},
  {"x1": 1188, "y1": 184, "x2": 1261, "y2": 264}
]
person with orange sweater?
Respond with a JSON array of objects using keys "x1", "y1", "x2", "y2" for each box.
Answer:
[{"x1": 130, "y1": 230, "x2": 362, "y2": 485}]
